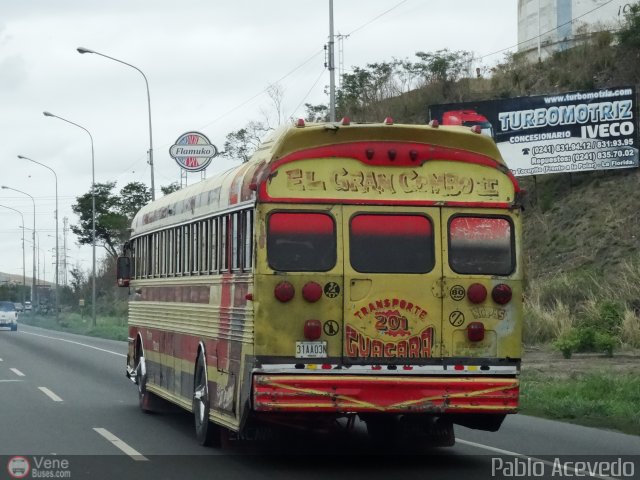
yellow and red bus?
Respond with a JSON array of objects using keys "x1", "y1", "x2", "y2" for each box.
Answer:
[{"x1": 117, "y1": 117, "x2": 523, "y2": 447}]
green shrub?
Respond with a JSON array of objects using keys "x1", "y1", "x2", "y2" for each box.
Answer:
[
  {"x1": 553, "y1": 334, "x2": 579, "y2": 359},
  {"x1": 594, "y1": 332, "x2": 616, "y2": 357},
  {"x1": 553, "y1": 326, "x2": 618, "y2": 358}
]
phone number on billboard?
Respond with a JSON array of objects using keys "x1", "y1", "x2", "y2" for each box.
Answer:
[
  {"x1": 595, "y1": 139, "x2": 635, "y2": 148},
  {"x1": 596, "y1": 149, "x2": 636, "y2": 160},
  {"x1": 533, "y1": 142, "x2": 592, "y2": 154}
]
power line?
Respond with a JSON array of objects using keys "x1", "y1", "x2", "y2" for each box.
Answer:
[
  {"x1": 346, "y1": 0, "x2": 411, "y2": 36},
  {"x1": 288, "y1": 66, "x2": 329, "y2": 120}
]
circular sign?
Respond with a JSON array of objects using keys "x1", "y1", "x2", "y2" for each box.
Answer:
[
  {"x1": 449, "y1": 311, "x2": 465, "y2": 327},
  {"x1": 323, "y1": 320, "x2": 340, "y2": 336},
  {"x1": 169, "y1": 131, "x2": 217, "y2": 172},
  {"x1": 324, "y1": 282, "x2": 340, "y2": 298},
  {"x1": 450, "y1": 285, "x2": 466, "y2": 301}
]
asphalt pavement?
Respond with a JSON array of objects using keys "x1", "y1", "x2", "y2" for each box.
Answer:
[{"x1": 1, "y1": 323, "x2": 638, "y2": 480}]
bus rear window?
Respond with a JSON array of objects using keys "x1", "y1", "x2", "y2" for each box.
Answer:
[
  {"x1": 267, "y1": 212, "x2": 336, "y2": 271},
  {"x1": 449, "y1": 216, "x2": 514, "y2": 275},
  {"x1": 350, "y1": 214, "x2": 434, "y2": 273}
]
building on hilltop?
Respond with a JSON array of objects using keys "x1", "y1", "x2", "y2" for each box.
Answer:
[{"x1": 518, "y1": 0, "x2": 633, "y2": 61}]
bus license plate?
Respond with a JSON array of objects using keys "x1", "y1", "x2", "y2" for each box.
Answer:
[{"x1": 295, "y1": 341, "x2": 327, "y2": 359}]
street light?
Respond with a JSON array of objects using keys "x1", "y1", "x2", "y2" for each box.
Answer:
[
  {"x1": 18, "y1": 155, "x2": 59, "y2": 316},
  {"x1": 1, "y1": 186, "x2": 36, "y2": 307},
  {"x1": 77, "y1": 46, "x2": 155, "y2": 200},
  {"x1": 42, "y1": 111, "x2": 96, "y2": 327},
  {"x1": 0, "y1": 204, "x2": 26, "y2": 305}
]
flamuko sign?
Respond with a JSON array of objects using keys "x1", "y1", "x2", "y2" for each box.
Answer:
[{"x1": 169, "y1": 131, "x2": 218, "y2": 172}]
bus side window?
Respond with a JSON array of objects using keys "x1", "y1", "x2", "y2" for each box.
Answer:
[
  {"x1": 200, "y1": 220, "x2": 208, "y2": 274},
  {"x1": 232, "y1": 213, "x2": 241, "y2": 271},
  {"x1": 243, "y1": 210, "x2": 254, "y2": 270},
  {"x1": 210, "y1": 218, "x2": 218, "y2": 273},
  {"x1": 220, "y1": 216, "x2": 228, "y2": 272}
]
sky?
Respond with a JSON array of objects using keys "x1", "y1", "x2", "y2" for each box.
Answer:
[{"x1": 0, "y1": 0, "x2": 518, "y2": 286}]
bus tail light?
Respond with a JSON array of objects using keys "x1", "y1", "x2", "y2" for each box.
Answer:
[
  {"x1": 302, "y1": 282, "x2": 322, "y2": 302},
  {"x1": 304, "y1": 320, "x2": 322, "y2": 340},
  {"x1": 274, "y1": 281, "x2": 295, "y2": 302},
  {"x1": 467, "y1": 322, "x2": 485, "y2": 342},
  {"x1": 492, "y1": 284, "x2": 512, "y2": 305},
  {"x1": 467, "y1": 283, "x2": 487, "y2": 304}
]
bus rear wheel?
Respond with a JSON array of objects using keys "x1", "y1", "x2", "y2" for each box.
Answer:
[
  {"x1": 135, "y1": 355, "x2": 153, "y2": 413},
  {"x1": 193, "y1": 350, "x2": 221, "y2": 447}
]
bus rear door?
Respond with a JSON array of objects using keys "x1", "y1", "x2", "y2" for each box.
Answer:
[
  {"x1": 439, "y1": 208, "x2": 522, "y2": 361},
  {"x1": 342, "y1": 206, "x2": 444, "y2": 364}
]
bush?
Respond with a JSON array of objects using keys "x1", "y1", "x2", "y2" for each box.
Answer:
[
  {"x1": 553, "y1": 326, "x2": 618, "y2": 358},
  {"x1": 553, "y1": 335, "x2": 579, "y2": 359}
]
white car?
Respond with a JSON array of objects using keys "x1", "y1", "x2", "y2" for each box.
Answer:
[
  {"x1": 24, "y1": 301, "x2": 32, "y2": 312},
  {"x1": 0, "y1": 301, "x2": 18, "y2": 331}
]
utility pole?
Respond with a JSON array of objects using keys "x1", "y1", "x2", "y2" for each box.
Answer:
[
  {"x1": 63, "y1": 217, "x2": 68, "y2": 285},
  {"x1": 328, "y1": 0, "x2": 336, "y2": 121}
]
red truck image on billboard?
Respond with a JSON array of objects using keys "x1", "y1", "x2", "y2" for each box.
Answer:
[{"x1": 441, "y1": 110, "x2": 495, "y2": 138}]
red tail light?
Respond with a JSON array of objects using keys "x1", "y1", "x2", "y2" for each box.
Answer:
[
  {"x1": 302, "y1": 282, "x2": 322, "y2": 302},
  {"x1": 274, "y1": 281, "x2": 295, "y2": 302},
  {"x1": 304, "y1": 319, "x2": 322, "y2": 340},
  {"x1": 492, "y1": 284, "x2": 512, "y2": 305},
  {"x1": 467, "y1": 283, "x2": 487, "y2": 304},
  {"x1": 467, "y1": 322, "x2": 485, "y2": 342}
]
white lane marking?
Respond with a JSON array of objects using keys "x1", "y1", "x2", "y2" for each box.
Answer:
[
  {"x1": 10, "y1": 368, "x2": 25, "y2": 377},
  {"x1": 457, "y1": 438, "x2": 620, "y2": 480},
  {"x1": 0, "y1": 379, "x2": 23, "y2": 382},
  {"x1": 0, "y1": 358, "x2": 3, "y2": 361},
  {"x1": 21, "y1": 331, "x2": 126, "y2": 357},
  {"x1": 93, "y1": 428, "x2": 148, "y2": 461},
  {"x1": 38, "y1": 386, "x2": 63, "y2": 402}
]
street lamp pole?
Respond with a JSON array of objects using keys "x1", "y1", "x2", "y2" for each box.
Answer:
[
  {"x1": 0, "y1": 204, "x2": 26, "y2": 304},
  {"x1": 77, "y1": 47, "x2": 155, "y2": 200},
  {"x1": 43, "y1": 111, "x2": 96, "y2": 327},
  {"x1": 18, "y1": 155, "x2": 59, "y2": 316},
  {"x1": 1, "y1": 186, "x2": 36, "y2": 308}
]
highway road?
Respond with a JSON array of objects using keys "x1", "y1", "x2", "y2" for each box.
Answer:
[{"x1": 1, "y1": 324, "x2": 638, "y2": 480}]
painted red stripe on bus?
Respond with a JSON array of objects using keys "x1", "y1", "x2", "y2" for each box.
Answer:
[
  {"x1": 257, "y1": 188, "x2": 513, "y2": 209},
  {"x1": 139, "y1": 286, "x2": 211, "y2": 303},
  {"x1": 271, "y1": 142, "x2": 512, "y2": 176}
]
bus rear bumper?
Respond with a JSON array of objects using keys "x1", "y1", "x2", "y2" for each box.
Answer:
[{"x1": 252, "y1": 374, "x2": 518, "y2": 414}]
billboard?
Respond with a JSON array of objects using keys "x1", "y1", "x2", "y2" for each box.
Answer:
[{"x1": 429, "y1": 86, "x2": 638, "y2": 176}]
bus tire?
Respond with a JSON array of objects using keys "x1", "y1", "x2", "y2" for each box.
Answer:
[
  {"x1": 136, "y1": 356, "x2": 153, "y2": 413},
  {"x1": 193, "y1": 350, "x2": 221, "y2": 447}
]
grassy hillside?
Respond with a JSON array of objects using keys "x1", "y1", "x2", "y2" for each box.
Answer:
[{"x1": 370, "y1": 18, "x2": 640, "y2": 351}]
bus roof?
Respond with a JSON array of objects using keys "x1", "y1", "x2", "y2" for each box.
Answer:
[{"x1": 130, "y1": 121, "x2": 515, "y2": 237}]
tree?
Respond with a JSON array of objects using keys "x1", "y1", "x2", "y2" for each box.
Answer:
[
  {"x1": 220, "y1": 121, "x2": 269, "y2": 162},
  {"x1": 414, "y1": 49, "x2": 474, "y2": 84},
  {"x1": 69, "y1": 264, "x2": 86, "y2": 295},
  {"x1": 71, "y1": 181, "x2": 151, "y2": 258},
  {"x1": 161, "y1": 182, "x2": 181, "y2": 196},
  {"x1": 304, "y1": 103, "x2": 329, "y2": 122}
]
